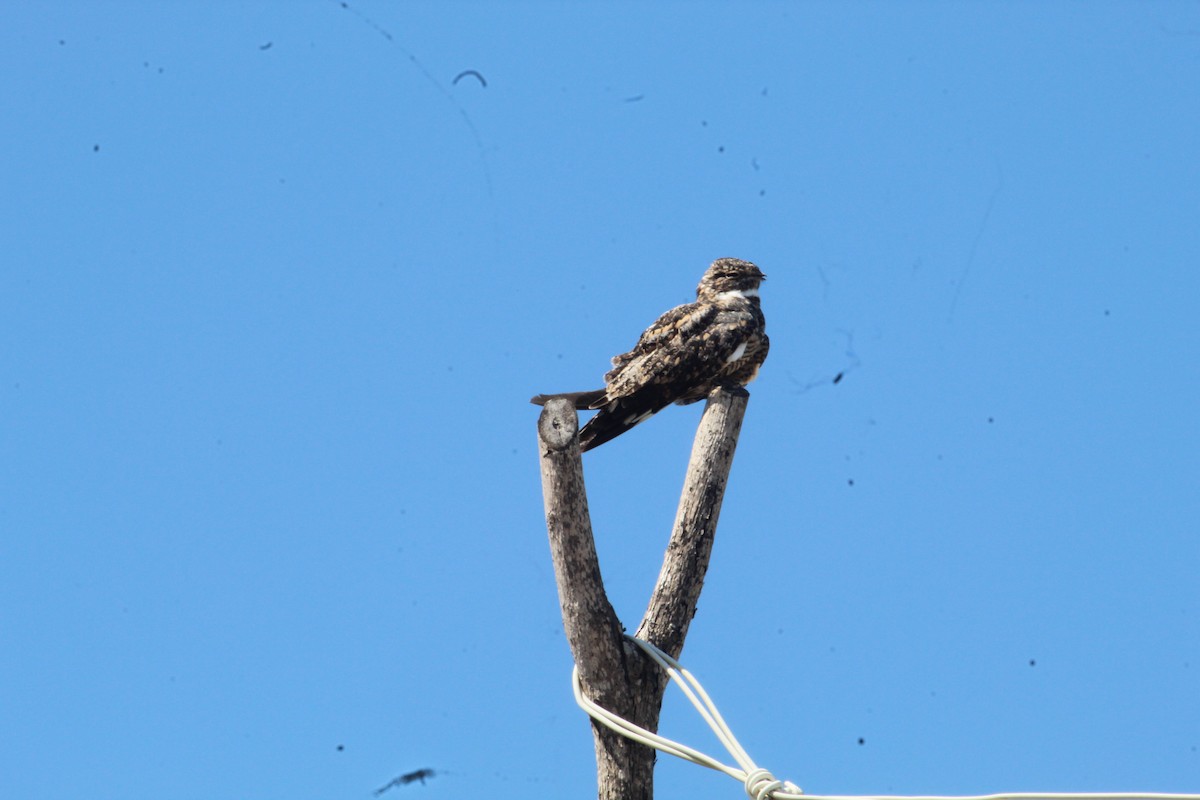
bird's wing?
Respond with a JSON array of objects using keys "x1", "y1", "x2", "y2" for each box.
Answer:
[
  {"x1": 576, "y1": 302, "x2": 761, "y2": 450},
  {"x1": 603, "y1": 302, "x2": 757, "y2": 402},
  {"x1": 609, "y1": 301, "x2": 710, "y2": 363}
]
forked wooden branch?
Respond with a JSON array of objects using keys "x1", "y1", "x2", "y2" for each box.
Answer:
[{"x1": 536, "y1": 388, "x2": 750, "y2": 800}]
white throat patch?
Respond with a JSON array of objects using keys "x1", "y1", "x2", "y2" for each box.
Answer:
[{"x1": 716, "y1": 287, "x2": 759, "y2": 301}]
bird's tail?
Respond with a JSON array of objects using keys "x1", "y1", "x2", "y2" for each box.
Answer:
[
  {"x1": 532, "y1": 390, "x2": 664, "y2": 451},
  {"x1": 529, "y1": 389, "x2": 606, "y2": 409}
]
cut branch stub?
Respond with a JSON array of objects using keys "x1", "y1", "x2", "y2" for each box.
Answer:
[{"x1": 538, "y1": 396, "x2": 581, "y2": 451}]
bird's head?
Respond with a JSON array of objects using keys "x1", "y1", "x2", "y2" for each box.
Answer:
[{"x1": 696, "y1": 257, "x2": 766, "y2": 302}]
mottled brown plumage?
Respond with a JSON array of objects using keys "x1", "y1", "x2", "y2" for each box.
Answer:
[{"x1": 532, "y1": 257, "x2": 768, "y2": 451}]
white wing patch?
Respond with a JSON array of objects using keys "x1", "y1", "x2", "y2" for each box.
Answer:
[
  {"x1": 624, "y1": 409, "x2": 656, "y2": 426},
  {"x1": 725, "y1": 341, "x2": 748, "y2": 363}
]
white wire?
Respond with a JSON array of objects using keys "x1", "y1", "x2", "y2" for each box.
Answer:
[{"x1": 571, "y1": 635, "x2": 1199, "y2": 800}]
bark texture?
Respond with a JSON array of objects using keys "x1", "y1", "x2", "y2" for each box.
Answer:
[{"x1": 537, "y1": 388, "x2": 750, "y2": 800}]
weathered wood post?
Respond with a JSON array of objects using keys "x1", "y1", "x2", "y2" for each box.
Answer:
[{"x1": 536, "y1": 387, "x2": 750, "y2": 800}]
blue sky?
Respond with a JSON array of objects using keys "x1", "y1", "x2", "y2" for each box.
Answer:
[{"x1": 2, "y1": 2, "x2": 1197, "y2": 799}]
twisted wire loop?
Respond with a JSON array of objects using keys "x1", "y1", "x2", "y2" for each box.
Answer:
[
  {"x1": 572, "y1": 636, "x2": 1198, "y2": 800},
  {"x1": 746, "y1": 768, "x2": 803, "y2": 800},
  {"x1": 572, "y1": 635, "x2": 803, "y2": 799}
]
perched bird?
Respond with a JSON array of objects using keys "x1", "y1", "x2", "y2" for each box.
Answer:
[{"x1": 532, "y1": 257, "x2": 768, "y2": 451}]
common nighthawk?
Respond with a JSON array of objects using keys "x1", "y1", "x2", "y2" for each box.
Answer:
[{"x1": 531, "y1": 257, "x2": 768, "y2": 451}]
